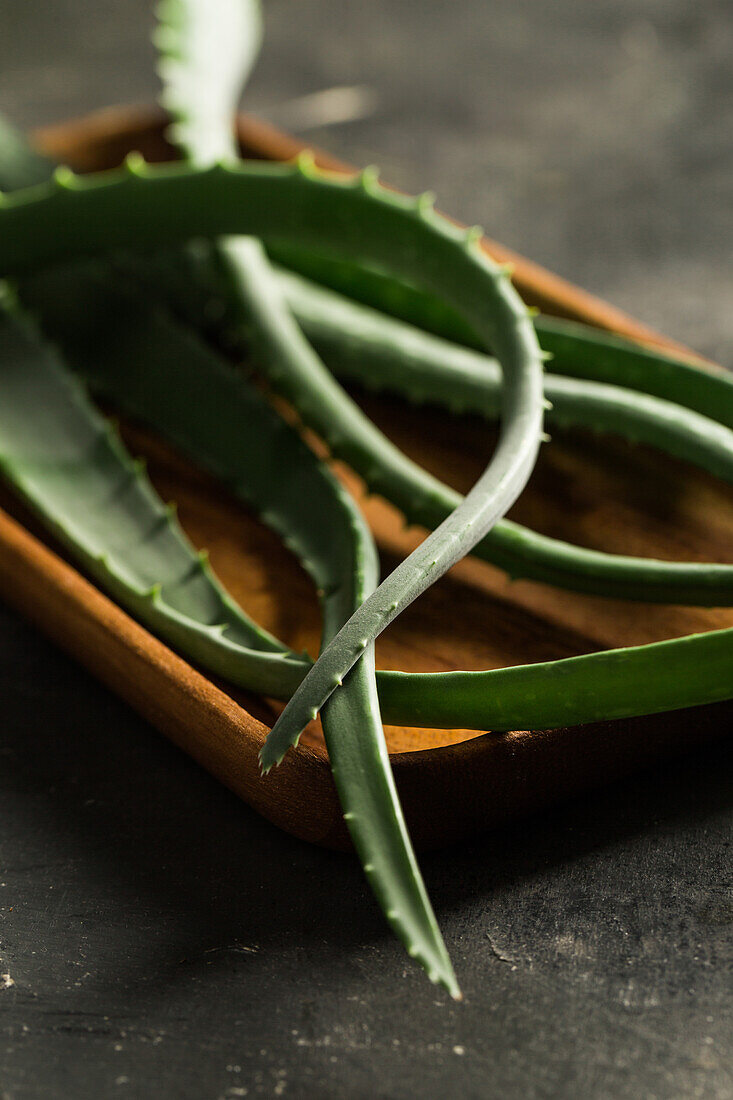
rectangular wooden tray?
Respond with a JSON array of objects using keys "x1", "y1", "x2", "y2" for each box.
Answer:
[{"x1": 0, "y1": 105, "x2": 730, "y2": 849}]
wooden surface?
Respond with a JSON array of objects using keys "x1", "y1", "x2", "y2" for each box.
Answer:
[{"x1": 0, "y1": 106, "x2": 729, "y2": 850}]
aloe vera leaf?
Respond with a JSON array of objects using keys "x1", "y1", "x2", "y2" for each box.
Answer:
[
  {"x1": 0, "y1": 296, "x2": 317, "y2": 690},
  {"x1": 537, "y1": 316, "x2": 733, "y2": 428},
  {"x1": 383, "y1": 625, "x2": 733, "y2": 729},
  {"x1": 176, "y1": 240, "x2": 733, "y2": 610},
  {"x1": 281, "y1": 268, "x2": 733, "y2": 483},
  {"x1": 235, "y1": 239, "x2": 544, "y2": 766},
  {"x1": 269, "y1": 242, "x2": 733, "y2": 429},
  {"x1": 17, "y1": 260, "x2": 733, "y2": 732},
  {"x1": 3, "y1": 150, "x2": 729, "y2": 734},
  {"x1": 153, "y1": 0, "x2": 458, "y2": 995},
  {"x1": 177, "y1": 182, "x2": 544, "y2": 769},
  {"x1": 12, "y1": 258, "x2": 732, "y2": 737},
  {"x1": 17, "y1": 261, "x2": 457, "y2": 999},
  {"x1": 153, "y1": 0, "x2": 400, "y2": 841},
  {"x1": 275, "y1": 277, "x2": 733, "y2": 722},
  {"x1": 108, "y1": 237, "x2": 733, "y2": 486},
  {"x1": 0, "y1": 124, "x2": 313, "y2": 694},
  {"x1": 31, "y1": 271, "x2": 733, "y2": 730},
  {"x1": 195, "y1": 238, "x2": 459, "y2": 989},
  {"x1": 0, "y1": 294, "x2": 457, "y2": 998}
]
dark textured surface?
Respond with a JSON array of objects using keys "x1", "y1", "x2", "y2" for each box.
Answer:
[{"x1": 0, "y1": 2, "x2": 731, "y2": 1097}]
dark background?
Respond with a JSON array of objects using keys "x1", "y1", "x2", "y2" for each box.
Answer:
[{"x1": 0, "y1": 2, "x2": 731, "y2": 1097}]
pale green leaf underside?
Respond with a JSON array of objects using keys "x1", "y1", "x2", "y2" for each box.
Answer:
[{"x1": 155, "y1": 0, "x2": 263, "y2": 165}]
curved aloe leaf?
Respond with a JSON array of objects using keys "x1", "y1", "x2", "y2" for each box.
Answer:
[
  {"x1": 0, "y1": 101, "x2": 459, "y2": 992},
  {"x1": 268, "y1": 242, "x2": 733, "y2": 429},
  {"x1": 275, "y1": 269, "x2": 733, "y2": 610},
  {"x1": 152, "y1": 0, "x2": 458, "y2": 994},
  {"x1": 0, "y1": 154, "x2": 544, "y2": 821},
  {"x1": 278, "y1": 269, "x2": 733, "y2": 478},
  {"x1": 261, "y1": 251, "x2": 733, "y2": 603},
  {"x1": 273, "y1": 269, "x2": 733, "y2": 605},
  {"x1": 235, "y1": 227, "x2": 545, "y2": 767},
  {"x1": 15, "y1": 259, "x2": 458, "y2": 996},
  {"x1": 0, "y1": 13, "x2": 730, "y2": 1001},
  {"x1": 0, "y1": 295, "x2": 307, "y2": 695}
]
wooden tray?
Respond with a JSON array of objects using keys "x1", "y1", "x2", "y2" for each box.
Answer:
[{"x1": 0, "y1": 105, "x2": 729, "y2": 850}]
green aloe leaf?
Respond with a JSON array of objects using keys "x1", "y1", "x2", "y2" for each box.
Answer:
[
  {"x1": 152, "y1": 0, "x2": 459, "y2": 994},
  {"x1": 273, "y1": 268, "x2": 733, "y2": 605},
  {"x1": 268, "y1": 241, "x2": 733, "y2": 428},
  {"x1": 0, "y1": 288, "x2": 309, "y2": 695},
  {"x1": 16, "y1": 258, "x2": 458, "y2": 996},
  {"x1": 0, "y1": 150, "x2": 546, "y2": 779},
  {"x1": 0, "y1": 4, "x2": 730, "y2": 1003}
]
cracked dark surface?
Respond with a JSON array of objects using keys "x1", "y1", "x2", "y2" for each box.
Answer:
[{"x1": 0, "y1": 2, "x2": 731, "y2": 1097}]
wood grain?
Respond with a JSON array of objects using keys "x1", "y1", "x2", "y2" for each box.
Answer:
[{"x1": 0, "y1": 106, "x2": 728, "y2": 850}]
